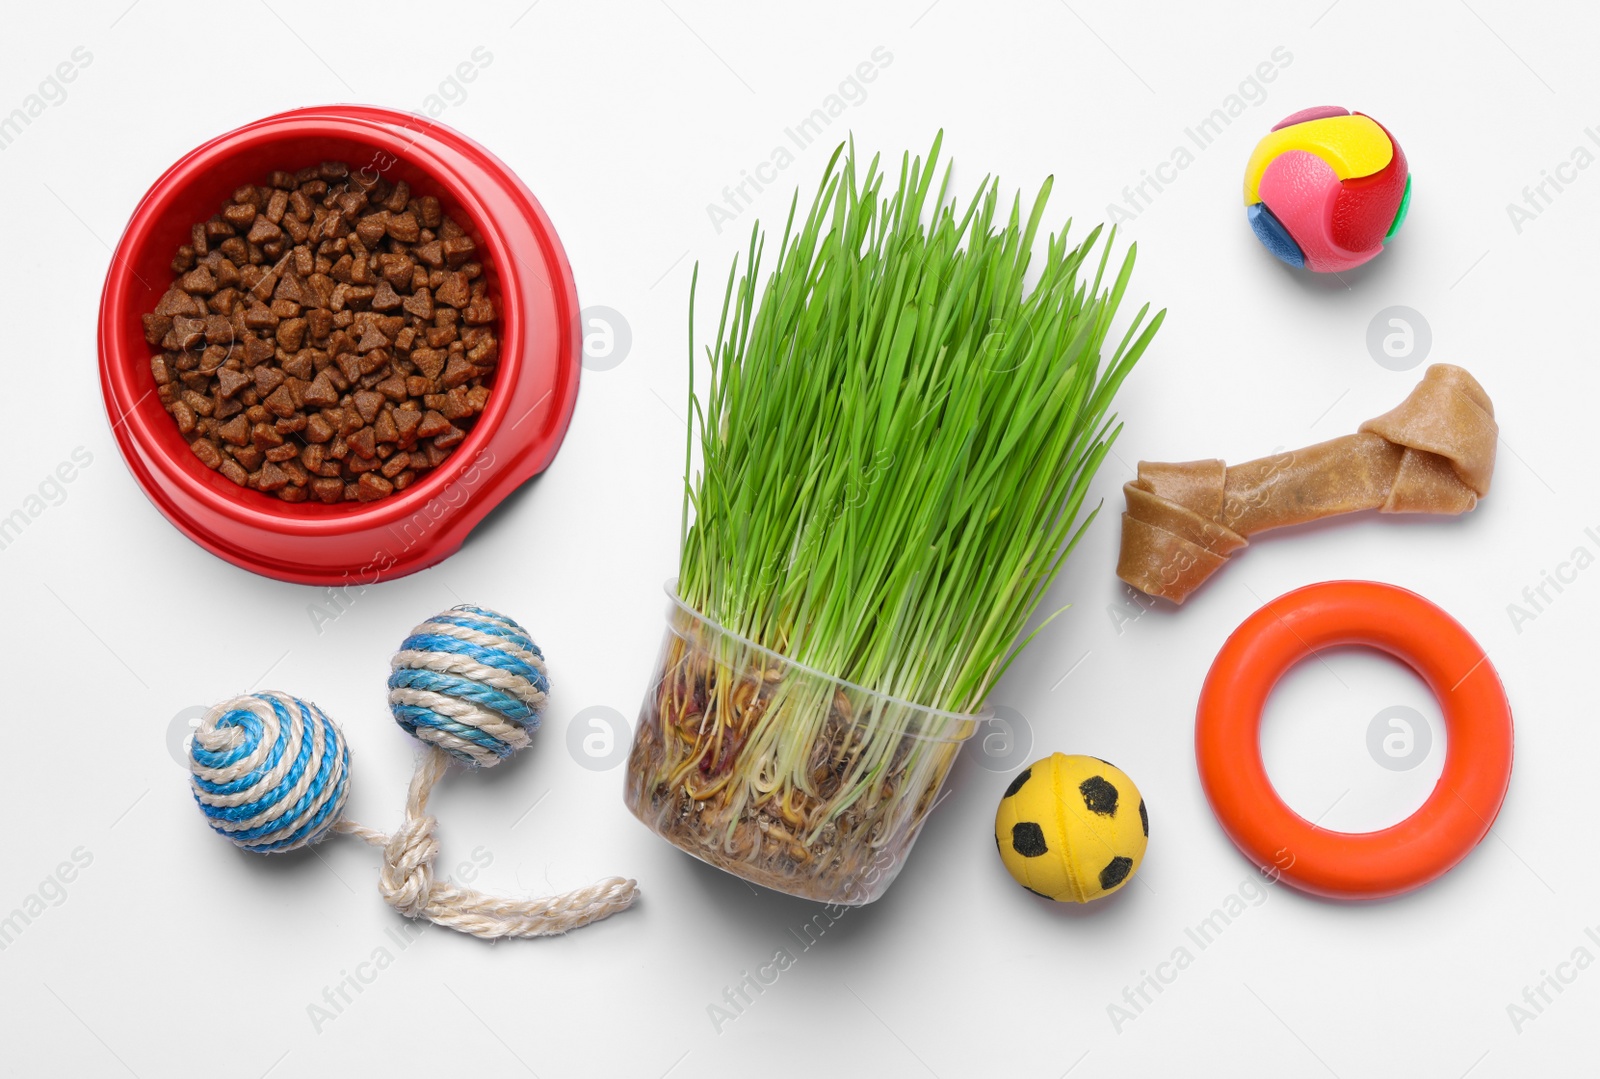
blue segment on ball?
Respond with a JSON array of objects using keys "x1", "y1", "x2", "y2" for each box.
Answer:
[
  {"x1": 1247, "y1": 202, "x2": 1304, "y2": 268},
  {"x1": 388, "y1": 606, "x2": 551, "y2": 767},
  {"x1": 187, "y1": 692, "x2": 352, "y2": 854}
]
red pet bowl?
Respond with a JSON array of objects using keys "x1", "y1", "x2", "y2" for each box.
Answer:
[{"x1": 98, "y1": 105, "x2": 581, "y2": 584}]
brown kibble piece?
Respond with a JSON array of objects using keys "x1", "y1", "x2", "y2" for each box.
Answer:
[
  {"x1": 441, "y1": 235, "x2": 475, "y2": 265},
  {"x1": 441, "y1": 355, "x2": 477, "y2": 389},
  {"x1": 386, "y1": 213, "x2": 420, "y2": 243},
  {"x1": 181, "y1": 266, "x2": 216, "y2": 294},
  {"x1": 247, "y1": 216, "x2": 283, "y2": 245},
  {"x1": 224, "y1": 202, "x2": 257, "y2": 229},
  {"x1": 192, "y1": 438, "x2": 223, "y2": 468},
  {"x1": 305, "y1": 413, "x2": 335, "y2": 443},
  {"x1": 435, "y1": 272, "x2": 470, "y2": 309},
  {"x1": 464, "y1": 294, "x2": 495, "y2": 326},
  {"x1": 356, "y1": 212, "x2": 389, "y2": 246},
  {"x1": 352, "y1": 390, "x2": 385, "y2": 425},
  {"x1": 244, "y1": 303, "x2": 278, "y2": 331},
  {"x1": 393, "y1": 407, "x2": 422, "y2": 443},
  {"x1": 216, "y1": 368, "x2": 252, "y2": 399},
  {"x1": 275, "y1": 273, "x2": 308, "y2": 306},
  {"x1": 282, "y1": 350, "x2": 315, "y2": 380},
  {"x1": 415, "y1": 240, "x2": 444, "y2": 268},
  {"x1": 165, "y1": 317, "x2": 205, "y2": 350},
  {"x1": 423, "y1": 441, "x2": 450, "y2": 468},
  {"x1": 243, "y1": 335, "x2": 274, "y2": 365},
  {"x1": 263, "y1": 385, "x2": 297, "y2": 418},
  {"x1": 171, "y1": 400, "x2": 197, "y2": 433},
  {"x1": 441, "y1": 388, "x2": 472, "y2": 421},
  {"x1": 303, "y1": 370, "x2": 340, "y2": 407},
  {"x1": 251, "y1": 422, "x2": 284, "y2": 450},
  {"x1": 277, "y1": 317, "x2": 307, "y2": 351},
  {"x1": 155, "y1": 287, "x2": 202, "y2": 318},
  {"x1": 256, "y1": 462, "x2": 290, "y2": 491},
  {"x1": 356, "y1": 473, "x2": 394, "y2": 501},
  {"x1": 348, "y1": 425, "x2": 377, "y2": 459},
  {"x1": 402, "y1": 288, "x2": 434, "y2": 320},
  {"x1": 219, "y1": 459, "x2": 249, "y2": 486},
  {"x1": 411, "y1": 348, "x2": 447, "y2": 379},
  {"x1": 254, "y1": 365, "x2": 286, "y2": 397},
  {"x1": 144, "y1": 314, "x2": 174, "y2": 346},
  {"x1": 376, "y1": 374, "x2": 408, "y2": 402},
  {"x1": 416, "y1": 410, "x2": 451, "y2": 438},
  {"x1": 335, "y1": 352, "x2": 363, "y2": 383},
  {"x1": 217, "y1": 416, "x2": 251, "y2": 446},
  {"x1": 180, "y1": 390, "x2": 214, "y2": 417},
  {"x1": 311, "y1": 477, "x2": 344, "y2": 503},
  {"x1": 371, "y1": 280, "x2": 402, "y2": 311}
]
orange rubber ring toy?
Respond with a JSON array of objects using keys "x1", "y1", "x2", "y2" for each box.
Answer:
[{"x1": 1196, "y1": 580, "x2": 1513, "y2": 900}]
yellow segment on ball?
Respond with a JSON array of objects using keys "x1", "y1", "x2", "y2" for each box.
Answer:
[
  {"x1": 994, "y1": 753, "x2": 1148, "y2": 903},
  {"x1": 1242, "y1": 114, "x2": 1393, "y2": 205}
]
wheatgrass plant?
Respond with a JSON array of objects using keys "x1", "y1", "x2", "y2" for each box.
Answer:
[{"x1": 623, "y1": 135, "x2": 1164, "y2": 902}]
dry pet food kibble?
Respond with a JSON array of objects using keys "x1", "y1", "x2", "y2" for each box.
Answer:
[{"x1": 143, "y1": 161, "x2": 498, "y2": 504}]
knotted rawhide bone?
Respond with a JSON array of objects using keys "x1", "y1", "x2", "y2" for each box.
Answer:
[{"x1": 1117, "y1": 364, "x2": 1497, "y2": 604}]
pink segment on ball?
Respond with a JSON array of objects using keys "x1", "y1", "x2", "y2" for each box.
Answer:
[
  {"x1": 1272, "y1": 105, "x2": 1350, "y2": 131},
  {"x1": 1258, "y1": 149, "x2": 1375, "y2": 272}
]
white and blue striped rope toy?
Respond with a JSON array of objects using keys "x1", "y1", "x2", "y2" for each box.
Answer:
[
  {"x1": 185, "y1": 605, "x2": 639, "y2": 940},
  {"x1": 187, "y1": 691, "x2": 352, "y2": 853},
  {"x1": 387, "y1": 605, "x2": 550, "y2": 767}
]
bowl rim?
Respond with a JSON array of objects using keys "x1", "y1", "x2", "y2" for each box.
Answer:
[{"x1": 98, "y1": 104, "x2": 579, "y2": 545}]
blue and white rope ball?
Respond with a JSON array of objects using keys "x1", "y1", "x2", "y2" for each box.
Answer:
[
  {"x1": 187, "y1": 691, "x2": 352, "y2": 854},
  {"x1": 388, "y1": 605, "x2": 550, "y2": 767}
]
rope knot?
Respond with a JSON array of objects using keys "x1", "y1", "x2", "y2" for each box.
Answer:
[{"x1": 378, "y1": 814, "x2": 439, "y2": 919}]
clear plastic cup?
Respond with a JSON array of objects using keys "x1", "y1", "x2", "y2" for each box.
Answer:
[{"x1": 623, "y1": 586, "x2": 983, "y2": 904}]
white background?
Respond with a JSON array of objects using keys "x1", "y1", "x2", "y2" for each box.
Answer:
[{"x1": 1, "y1": 1, "x2": 1595, "y2": 1076}]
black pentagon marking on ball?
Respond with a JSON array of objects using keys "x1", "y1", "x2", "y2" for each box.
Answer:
[
  {"x1": 1139, "y1": 798, "x2": 1148, "y2": 837},
  {"x1": 1100, "y1": 856, "x2": 1134, "y2": 891},
  {"x1": 1011, "y1": 821, "x2": 1049, "y2": 858},
  {"x1": 1024, "y1": 884, "x2": 1056, "y2": 901},
  {"x1": 1079, "y1": 775, "x2": 1119, "y2": 816},
  {"x1": 1003, "y1": 767, "x2": 1033, "y2": 799}
]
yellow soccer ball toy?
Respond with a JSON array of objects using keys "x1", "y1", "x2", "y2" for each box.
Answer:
[{"x1": 995, "y1": 753, "x2": 1148, "y2": 903}]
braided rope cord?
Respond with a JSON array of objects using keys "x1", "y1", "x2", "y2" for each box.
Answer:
[{"x1": 334, "y1": 746, "x2": 639, "y2": 939}]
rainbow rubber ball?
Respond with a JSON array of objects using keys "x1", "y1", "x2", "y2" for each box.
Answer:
[{"x1": 1243, "y1": 106, "x2": 1410, "y2": 273}]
